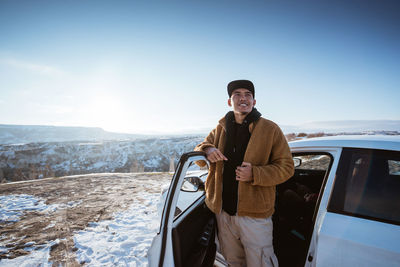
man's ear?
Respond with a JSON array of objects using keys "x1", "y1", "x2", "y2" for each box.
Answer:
[
  {"x1": 228, "y1": 98, "x2": 232, "y2": 107},
  {"x1": 253, "y1": 99, "x2": 256, "y2": 106}
]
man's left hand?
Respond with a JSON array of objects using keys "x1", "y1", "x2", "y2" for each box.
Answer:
[{"x1": 236, "y1": 162, "x2": 253, "y2": 182}]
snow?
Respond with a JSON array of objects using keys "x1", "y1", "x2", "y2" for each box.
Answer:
[
  {"x1": 74, "y1": 191, "x2": 161, "y2": 266},
  {"x1": 0, "y1": 241, "x2": 56, "y2": 267},
  {"x1": 0, "y1": 191, "x2": 165, "y2": 266},
  {"x1": 0, "y1": 194, "x2": 57, "y2": 223}
]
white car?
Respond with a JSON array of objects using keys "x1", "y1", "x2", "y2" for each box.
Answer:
[{"x1": 148, "y1": 135, "x2": 400, "y2": 267}]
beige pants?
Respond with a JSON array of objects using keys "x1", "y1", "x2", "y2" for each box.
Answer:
[{"x1": 216, "y1": 210, "x2": 278, "y2": 267}]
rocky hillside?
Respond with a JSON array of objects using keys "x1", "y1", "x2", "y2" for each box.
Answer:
[
  {"x1": 1, "y1": 123, "x2": 398, "y2": 183},
  {"x1": 0, "y1": 137, "x2": 203, "y2": 183}
]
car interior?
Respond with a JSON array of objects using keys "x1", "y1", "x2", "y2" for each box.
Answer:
[{"x1": 273, "y1": 153, "x2": 332, "y2": 267}]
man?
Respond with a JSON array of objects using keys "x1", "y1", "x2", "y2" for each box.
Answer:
[{"x1": 194, "y1": 80, "x2": 294, "y2": 267}]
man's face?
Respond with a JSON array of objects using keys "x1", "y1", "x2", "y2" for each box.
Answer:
[{"x1": 228, "y1": 88, "x2": 256, "y2": 115}]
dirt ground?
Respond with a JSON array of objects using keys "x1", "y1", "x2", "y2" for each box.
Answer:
[{"x1": 0, "y1": 172, "x2": 172, "y2": 266}]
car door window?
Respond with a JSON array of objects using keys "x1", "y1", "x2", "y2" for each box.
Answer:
[
  {"x1": 174, "y1": 163, "x2": 208, "y2": 220},
  {"x1": 329, "y1": 148, "x2": 400, "y2": 225},
  {"x1": 388, "y1": 160, "x2": 400, "y2": 175},
  {"x1": 295, "y1": 154, "x2": 331, "y2": 171}
]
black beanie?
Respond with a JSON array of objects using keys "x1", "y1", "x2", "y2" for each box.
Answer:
[{"x1": 227, "y1": 80, "x2": 255, "y2": 97}]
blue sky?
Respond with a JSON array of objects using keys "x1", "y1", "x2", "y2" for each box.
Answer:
[{"x1": 0, "y1": 0, "x2": 399, "y2": 134}]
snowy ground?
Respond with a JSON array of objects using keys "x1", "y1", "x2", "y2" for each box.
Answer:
[
  {"x1": 0, "y1": 173, "x2": 171, "y2": 266},
  {"x1": 74, "y1": 192, "x2": 161, "y2": 266}
]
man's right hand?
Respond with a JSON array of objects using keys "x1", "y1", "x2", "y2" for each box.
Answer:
[{"x1": 204, "y1": 147, "x2": 228, "y2": 163}]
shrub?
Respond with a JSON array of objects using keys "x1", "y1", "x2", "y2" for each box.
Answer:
[
  {"x1": 286, "y1": 133, "x2": 297, "y2": 141},
  {"x1": 308, "y1": 132, "x2": 325, "y2": 138}
]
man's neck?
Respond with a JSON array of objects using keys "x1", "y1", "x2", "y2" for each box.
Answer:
[{"x1": 233, "y1": 112, "x2": 248, "y2": 124}]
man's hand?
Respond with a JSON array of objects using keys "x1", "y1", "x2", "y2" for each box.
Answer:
[
  {"x1": 204, "y1": 147, "x2": 228, "y2": 163},
  {"x1": 236, "y1": 162, "x2": 253, "y2": 182}
]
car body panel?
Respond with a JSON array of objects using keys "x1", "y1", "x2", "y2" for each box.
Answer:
[
  {"x1": 317, "y1": 213, "x2": 400, "y2": 266},
  {"x1": 290, "y1": 135, "x2": 400, "y2": 151}
]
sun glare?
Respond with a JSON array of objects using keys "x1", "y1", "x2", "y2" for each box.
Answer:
[{"x1": 83, "y1": 94, "x2": 127, "y2": 133}]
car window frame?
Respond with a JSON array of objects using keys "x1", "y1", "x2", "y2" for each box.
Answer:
[{"x1": 291, "y1": 152, "x2": 334, "y2": 224}]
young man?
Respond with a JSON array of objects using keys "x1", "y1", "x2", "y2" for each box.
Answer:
[{"x1": 194, "y1": 80, "x2": 294, "y2": 266}]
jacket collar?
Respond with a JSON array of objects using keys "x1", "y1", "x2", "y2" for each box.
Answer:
[{"x1": 219, "y1": 109, "x2": 261, "y2": 133}]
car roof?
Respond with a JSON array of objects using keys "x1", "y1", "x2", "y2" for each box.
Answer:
[{"x1": 289, "y1": 135, "x2": 400, "y2": 151}]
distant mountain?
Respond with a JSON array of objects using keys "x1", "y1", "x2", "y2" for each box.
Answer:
[
  {"x1": 1, "y1": 121, "x2": 399, "y2": 183},
  {"x1": 1, "y1": 120, "x2": 399, "y2": 145},
  {"x1": 0, "y1": 124, "x2": 147, "y2": 144},
  {"x1": 280, "y1": 120, "x2": 400, "y2": 134}
]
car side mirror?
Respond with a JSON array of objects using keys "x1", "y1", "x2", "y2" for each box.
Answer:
[
  {"x1": 181, "y1": 176, "x2": 205, "y2": 192},
  {"x1": 293, "y1": 157, "x2": 302, "y2": 168}
]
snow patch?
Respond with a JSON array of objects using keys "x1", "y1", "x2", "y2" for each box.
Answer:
[
  {"x1": 0, "y1": 194, "x2": 58, "y2": 223},
  {"x1": 0, "y1": 237, "x2": 59, "y2": 267},
  {"x1": 73, "y1": 191, "x2": 161, "y2": 266}
]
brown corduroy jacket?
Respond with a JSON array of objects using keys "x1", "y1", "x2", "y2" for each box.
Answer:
[{"x1": 194, "y1": 116, "x2": 294, "y2": 218}]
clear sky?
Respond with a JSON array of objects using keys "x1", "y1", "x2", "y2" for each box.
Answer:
[{"x1": 0, "y1": 0, "x2": 399, "y2": 134}]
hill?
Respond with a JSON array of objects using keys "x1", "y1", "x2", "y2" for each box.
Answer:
[
  {"x1": 0, "y1": 124, "x2": 146, "y2": 145},
  {"x1": 2, "y1": 120, "x2": 399, "y2": 145},
  {"x1": 0, "y1": 137, "x2": 203, "y2": 183}
]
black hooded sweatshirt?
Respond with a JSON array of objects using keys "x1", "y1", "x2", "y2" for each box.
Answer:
[{"x1": 222, "y1": 108, "x2": 261, "y2": 215}]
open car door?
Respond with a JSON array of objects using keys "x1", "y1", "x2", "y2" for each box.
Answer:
[{"x1": 148, "y1": 152, "x2": 216, "y2": 267}]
